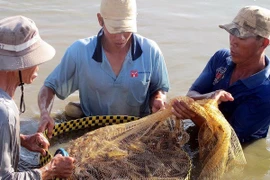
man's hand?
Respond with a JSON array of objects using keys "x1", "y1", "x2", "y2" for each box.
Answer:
[
  {"x1": 172, "y1": 90, "x2": 234, "y2": 127},
  {"x1": 172, "y1": 98, "x2": 196, "y2": 120},
  {"x1": 20, "y1": 133, "x2": 49, "y2": 156},
  {"x1": 151, "y1": 97, "x2": 166, "y2": 113},
  {"x1": 41, "y1": 154, "x2": 75, "y2": 179},
  {"x1": 150, "y1": 90, "x2": 167, "y2": 113},
  {"x1": 187, "y1": 89, "x2": 234, "y2": 104},
  {"x1": 37, "y1": 111, "x2": 55, "y2": 139},
  {"x1": 209, "y1": 90, "x2": 234, "y2": 104}
]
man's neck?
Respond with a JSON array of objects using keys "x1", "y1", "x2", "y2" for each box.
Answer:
[
  {"x1": 235, "y1": 55, "x2": 265, "y2": 75},
  {"x1": 230, "y1": 55, "x2": 266, "y2": 85},
  {"x1": 0, "y1": 72, "x2": 19, "y2": 98}
]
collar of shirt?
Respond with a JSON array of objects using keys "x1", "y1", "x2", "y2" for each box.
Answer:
[
  {"x1": 92, "y1": 29, "x2": 143, "y2": 62},
  {"x1": 226, "y1": 55, "x2": 270, "y2": 89}
]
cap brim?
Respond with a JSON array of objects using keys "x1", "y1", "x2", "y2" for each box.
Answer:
[
  {"x1": 0, "y1": 39, "x2": 55, "y2": 71},
  {"x1": 103, "y1": 18, "x2": 137, "y2": 34},
  {"x1": 219, "y1": 22, "x2": 255, "y2": 38}
]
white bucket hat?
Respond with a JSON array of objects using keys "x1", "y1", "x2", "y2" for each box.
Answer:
[
  {"x1": 0, "y1": 15, "x2": 55, "y2": 71},
  {"x1": 219, "y1": 6, "x2": 270, "y2": 39},
  {"x1": 100, "y1": 0, "x2": 137, "y2": 34}
]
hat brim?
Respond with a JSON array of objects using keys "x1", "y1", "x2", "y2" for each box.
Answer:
[
  {"x1": 0, "y1": 39, "x2": 55, "y2": 71},
  {"x1": 103, "y1": 18, "x2": 137, "y2": 34},
  {"x1": 219, "y1": 22, "x2": 256, "y2": 38}
]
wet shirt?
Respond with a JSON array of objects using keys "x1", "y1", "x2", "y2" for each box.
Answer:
[
  {"x1": 45, "y1": 29, "x2": 170, "y2": 117},
  {"x1": 190, "y1": 49, "x2": 270, "y2": 143},
  {"x1": 0, "y1": 89, "x2": 41, "y2": 179}
]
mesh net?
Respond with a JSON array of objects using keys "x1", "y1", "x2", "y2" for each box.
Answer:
[{"x1": 66, "y1": 96, "x2": 247, "y2": 179}]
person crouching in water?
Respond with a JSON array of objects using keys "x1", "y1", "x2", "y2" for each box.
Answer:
[{"x1": 0, "y1": 16, "x2": 75, "y2": 179}]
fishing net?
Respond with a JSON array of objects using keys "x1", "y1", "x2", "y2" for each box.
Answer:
[{"x1": 65, "y1": 96, "x2": 247, "y2": 180}]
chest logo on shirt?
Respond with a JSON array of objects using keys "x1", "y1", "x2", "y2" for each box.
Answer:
[
  {"x1": 213, "y1": 67, "x2": 227, "y2": 85},
  {"x1": 130, "y1": 70, "x2": 138, "y2": 78}
]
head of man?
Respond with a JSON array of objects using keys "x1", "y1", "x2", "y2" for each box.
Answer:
[
  {"x1": 0, "y1": 15, "x2": 55, "y2": 112},
  {"x1": 97, "y1": 0, "x2": 137, "y2": 49},
  {"x1": 219, "y1": 6, "x2": 270, "y2": 63},
  {"x1": 0, "y1": 15, "x2": 55, "y2": 82}
]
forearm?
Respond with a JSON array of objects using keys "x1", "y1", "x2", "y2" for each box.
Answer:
[
  {"x1": 187, "y1": 90, "x2": 234, "y2": 104},
  {"x1": 186, "y1": 90, "x2": 211, "y2": 100},
  {"x1": 38, "y1": 85, "x2": 55, "y2": 116}
]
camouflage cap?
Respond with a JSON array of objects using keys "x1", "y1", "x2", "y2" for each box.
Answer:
[{"x1": 219, "y1": 6, "x2": 270, "y2": 39}]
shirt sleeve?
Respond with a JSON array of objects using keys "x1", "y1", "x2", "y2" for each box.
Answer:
[
  {"x1": 189, "y1": 49, "x2": 230, "y2": 93},
  {"x1": 0, "y1": 108, "x2": 41, "y2": 179},
  {"x1": 44, "y1": 43, "x2": 79, "y2": 100},
  {"x1": 149, "y1": 40, "x2": 170, "y2": 95}
]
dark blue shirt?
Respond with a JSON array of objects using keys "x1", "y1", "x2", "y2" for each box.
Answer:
[{"x1": 190, "y1": 49, "x2": 270, "y2": 143}]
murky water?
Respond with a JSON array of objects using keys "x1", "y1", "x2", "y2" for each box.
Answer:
[{"x1": 1, "y1": 0, "x2": 270, "y2": 179}]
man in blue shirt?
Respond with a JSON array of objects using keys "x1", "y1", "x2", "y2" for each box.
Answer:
[
  {"x1": 37, "y1": 0, "x2": 170, "y2": 138},
  {"x1": 173, "y1": 6, "x2": 270, "y2": 143}
]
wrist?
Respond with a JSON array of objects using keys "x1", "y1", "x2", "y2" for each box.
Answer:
[
  {"x1": 41, "y1": 164, "x2": 55, "y2": 180},
  {"x1": 40, "y1": 109, "x2": 50, "y2": 118},
  {"x1": 20, "y1": 134, "x2": 27, "y2": 147}
]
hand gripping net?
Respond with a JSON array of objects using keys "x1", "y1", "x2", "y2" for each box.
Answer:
[{"x1": 67, "y1": 96, "x2": 246, "y2": 179}]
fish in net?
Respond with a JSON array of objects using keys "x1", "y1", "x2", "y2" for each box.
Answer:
[{"x1": 66, "y1": 96, "x2": 247, "y2": 179}]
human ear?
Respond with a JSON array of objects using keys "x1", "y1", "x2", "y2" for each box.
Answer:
[
  {"x1": 264, "y1": 38, "x2": 270, "y2": 47},
  {"x1": 97, "y1": 13, "x2": 104, "y2": 27}
]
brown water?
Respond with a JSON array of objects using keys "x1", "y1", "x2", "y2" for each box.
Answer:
[{"x1": 1, "y1": 0, "x2": 270, "y2": 179}]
